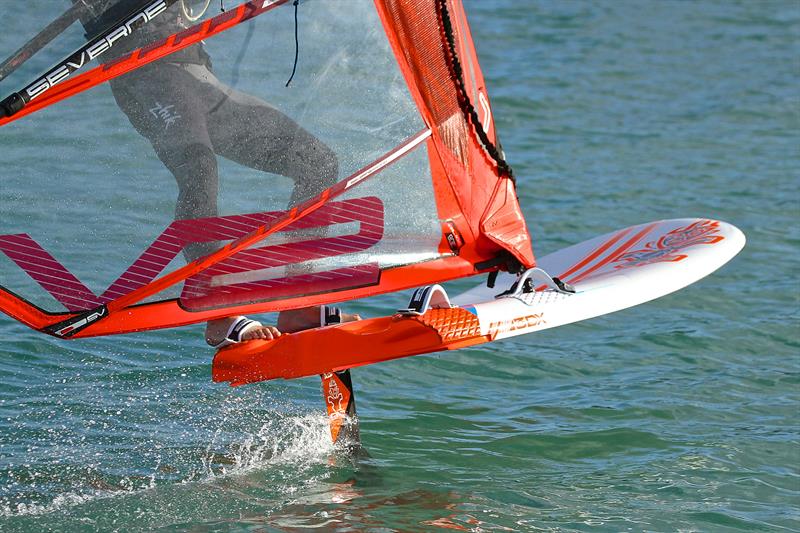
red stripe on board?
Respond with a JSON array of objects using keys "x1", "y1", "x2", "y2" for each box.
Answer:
[
  {"x1": 567, "y1": 223, "x2": 659, "y2": 285},
  {"x1": 557, "y1": 227, "x2": 634, "y2": 281}
]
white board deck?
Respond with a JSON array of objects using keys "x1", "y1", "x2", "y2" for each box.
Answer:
[{"x1": 451, "y1": 218, "x2": 746, "y2": 341}]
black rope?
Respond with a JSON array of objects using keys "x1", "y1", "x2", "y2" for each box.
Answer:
[
  {"x1": 219, "y1": 0, "x2": 225, "y2": 12},
  {"x1": 285, "y1": 0, "x2": 300, "y2": 87},
  {"x1": 436, "y1": 0, "x2": 514, "y2": 181}
]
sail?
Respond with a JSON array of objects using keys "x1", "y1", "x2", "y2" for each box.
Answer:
[{"x1": 0, "y1": 0, "x2": 534, "y2": 338}]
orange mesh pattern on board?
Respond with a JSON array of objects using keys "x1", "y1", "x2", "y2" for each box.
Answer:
[{"x1": 417, "y1": 307, "x2": 481, "y2": 341}]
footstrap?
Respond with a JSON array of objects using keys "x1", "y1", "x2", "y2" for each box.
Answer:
[
  {"x1": 211, "y1": 316, "x2": 262, "y2": 349},
  {"x1": 496, "y1": 267, "x2": 576, "y2": 299},
  {"x1": 396, "y1": 285, "x2": 452, "y2": 316},
  {"x1": 321, "y1": 306, "x2": 341, "y2": 326}
]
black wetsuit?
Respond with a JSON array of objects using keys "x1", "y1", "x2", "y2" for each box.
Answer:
[{"x1": 77, "y1": 0, "x2": 338, "y2": 257}]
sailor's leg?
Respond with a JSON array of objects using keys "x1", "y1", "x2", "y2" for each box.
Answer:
[
  {"x1": 202, "y1": 81, "x2": 339, "y2": 206},
  {"x1": 109, "y1": 65, "x2": 219, "y2": 256},
  {"x1": 201, "y1": 77, "x2": 346, "y2": 340},
  {"x1": 153, "y1": 142, "x2": 222, "y2": 260},
  {"x1": 109, "y1": 66, "x2": 276, "y2": 343},
  {"x1": 214, "y1": 109, "x2": 339, "y2": 205}
]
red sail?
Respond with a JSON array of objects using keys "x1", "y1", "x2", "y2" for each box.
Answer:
[{"x1": 0, "y1": 0, "x2": 534, "y2": 338}]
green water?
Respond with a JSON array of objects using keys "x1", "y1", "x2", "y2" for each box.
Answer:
[{"x1": 0, "y1": 0, "x2": 798, "y2": 531}]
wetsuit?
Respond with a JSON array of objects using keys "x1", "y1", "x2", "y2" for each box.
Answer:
[{"x1": 77, "y1": 0, "x2": 339, "y2": 257}]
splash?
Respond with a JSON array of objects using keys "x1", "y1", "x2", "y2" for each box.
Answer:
[
  {"x1": 0, "y1": 410, "x2": 337, "y2": 519},
  {"x1": 198, "y1": 412, "x2": 336, "y2": 480}
]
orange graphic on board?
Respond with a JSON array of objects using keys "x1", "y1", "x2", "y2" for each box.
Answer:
[{"x1": 614, "y1": 219, "x2": 724, "y2": 268}]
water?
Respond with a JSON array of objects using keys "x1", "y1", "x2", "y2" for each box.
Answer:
[{"x1": 1, "y1": 0, "x2": 798, "y2": 530}]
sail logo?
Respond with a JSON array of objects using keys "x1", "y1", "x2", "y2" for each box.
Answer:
[
  {"x1": 25, "y1": 1, "x2": 168, "y2": 101},
  {"x1": 488, "y1": 313, "x2": 546, "y2": 335},
  {"x1": 50, "y1": 306, "x2": 107, "y2": 338},
  {"x1": 478, "y1": 91, "x2": 491, "y2": 133}
]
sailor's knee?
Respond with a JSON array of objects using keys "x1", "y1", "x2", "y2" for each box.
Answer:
[
  {"x1": 294, "y1": 139, "x2": 338, "y2": 186},
  {"x1": 314, "y1": 142, "x2": 339, "y2": 186}
]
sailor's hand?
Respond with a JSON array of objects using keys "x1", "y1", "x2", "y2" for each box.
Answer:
[{"x1": 241, "y1": 325, "x2": 282, "y2": 341}]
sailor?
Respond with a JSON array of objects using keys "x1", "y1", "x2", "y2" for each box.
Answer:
[{"x1": 75, "y1": 0, "x2": 357, "y2": 345}]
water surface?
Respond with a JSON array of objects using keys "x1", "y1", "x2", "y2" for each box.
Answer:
[{"x1": 0, "y1": 1, "x2": 797, "y2": 531}]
